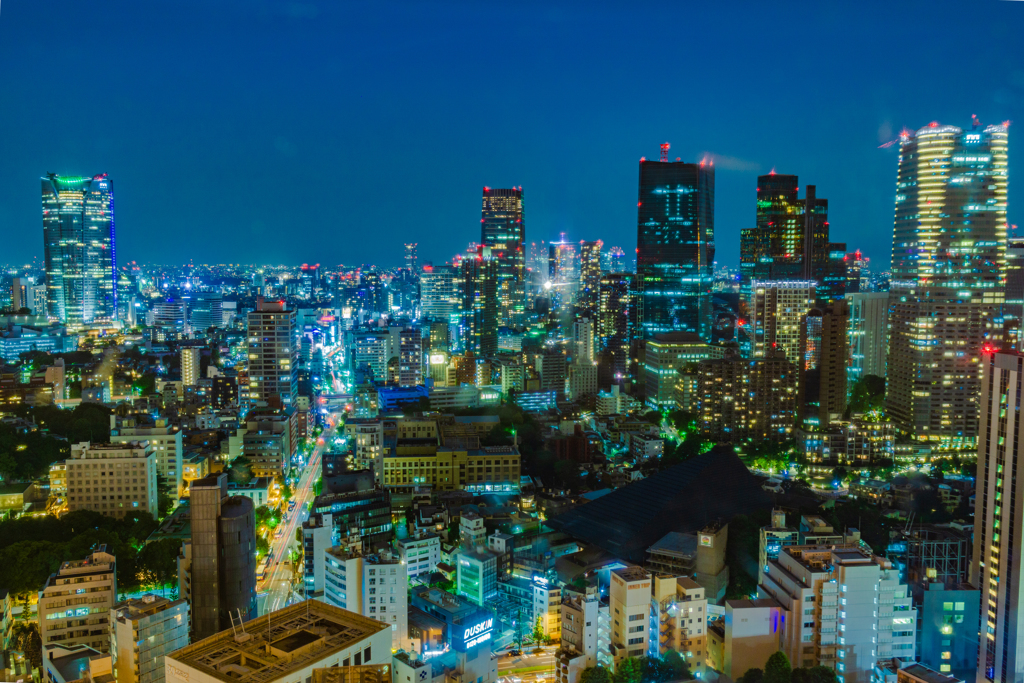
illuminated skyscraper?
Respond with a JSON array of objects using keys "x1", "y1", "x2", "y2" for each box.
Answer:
[
  {"x1": 548, "y1": 235, "x2": 579, "y2": 314},
  {"x1": 246, "y1": 297, "x2": 298, "y2": 408},
  {"x1": 598, "y1": 272, "x2": 634, "y2": 386},
  {"x1": 746, "y1": 280, "x2": 816, "y2": 365},
  {"x1": 460, "y1": 248, "x2": 499, "y2": 356},
  {"x1": 887, "y1": 121, "x2": 1008, "y2": 444},
  {"x1": 42, "y1": 173, "x2": 117, "y2": 325},
  {"x1": 973, "y1": 349, "x2": 1024, "y2": 683},
  {"x1": 578, "y1": 240, "x2": 603, "y2": 317},
  {"x1": 481, "y1": 187, "x2": 525, "y2": 328},
  {"x1": 740, "y1": 173, "x2": 839, "y2": 309},
  {"x1": 635, "y1": 151, "x2": 714, "y2": 340},
  {"x1": 404, "y1": 243, "x2": 418, "y2": 274}
]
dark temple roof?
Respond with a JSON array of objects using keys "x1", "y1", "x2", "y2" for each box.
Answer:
[{"x1": 546, "y1": 445, "x2": 770, "y2": 562}]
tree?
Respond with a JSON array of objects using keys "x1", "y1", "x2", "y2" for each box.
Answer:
[
  {"x1": 228, "y1": 456, "x2": 254, "y2": 485},
  {"x1": 12, "y1": 621, "x2": 42, "y2": 669},
  {"x1": 580, "y1": 667, "x2": 612, "y2": 683},
  {"x1": 613, "y1": 658, "x2": 643, "y2": 683},
  {"x1": 137, "y1": 538, "x2": 184, "y2": 589},
  {"x1": 764, "y1": 652, "x2": 792, "y2": 683},
  {"x1": 532, "y1": 616, "x2": 545, "y2": 644},
  {"x1": 846, "y1": 375, "x2": 885, "y2": 417},
  {"x1": 642, "y1": 411, "x2": 663, "y2": 426},
  {"x1": 739, "y1": 669, "x2": 764, "y2": 683},
  {"x1": 280, "y1": 480, "x2": 294, "y2": 502},
  {"x1": 662, "y1": 650, "x2": 691, "y2": 680}
]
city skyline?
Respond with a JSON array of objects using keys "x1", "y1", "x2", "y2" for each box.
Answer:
[{"x1": 0, "y1": 1, "x2": 1021, "y2": 268}]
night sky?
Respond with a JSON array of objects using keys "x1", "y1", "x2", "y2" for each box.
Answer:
[{"x1": 1, "y1": 1, "x2": 1022, "y2": 270}]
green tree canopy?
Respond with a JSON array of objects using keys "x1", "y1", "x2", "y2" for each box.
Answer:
[
  {"x1": 612, "y1": 657, "x2": 644, "y2": 683},
  {"x1": 580, "y1": 667, "x2": 612, "y2": 683},
  {"x1": 764, "y1": 652, "x2": 792, "y2": 683},
  {"x1": 739, "y1": 669, "x2": 764, "y2": 683}
]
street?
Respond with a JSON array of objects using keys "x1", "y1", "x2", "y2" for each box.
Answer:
[
  {"x1": 258, "y1": 412, "x2": 341, "y2": 615},
  {"x1": 497, "y1": 646, "x2": 557, "y2": 683}
]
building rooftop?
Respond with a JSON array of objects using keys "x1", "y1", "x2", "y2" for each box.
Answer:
[
  {"x1": 648, "y1": 532, "x2": 698, "y2": 560},
  {"x1": 899, "y1": 664, "x2": 962, "y2": 683},
  {"x1": 112, "y1": 595, "x2": 185, "y2": 623},
  {"x1": 165, "y1": 600, "x2": 389, "y2": 683},
  {"x1": 612, "y1": 565, "x2": 650, "y2": 583},
  {"x1": 727, "y1": 597, "x2": 781, "y2": 610}
]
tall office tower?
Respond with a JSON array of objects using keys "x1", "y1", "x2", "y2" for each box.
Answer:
[
  {"x1": 460, "y1": 249, "x2": 499, "y2": 356},
  {"x1": 42, "y1": 173, "x2": 117, "y2": 325},
  {"x1": 888, "y1": 121, "x2": 1008, "y2": 443},
  {"x1": 246, "y1": 297, "x2": 298, "y2": 408},
  {"x1": 746, "y1": 280, "x2": 816, "y2": 364},
  {"x1": 299, "y1": 263, "x2": 321, "y2": 299},
  {"x1": 598, "y1": 273, "x2": 634, "y2": 385},
  {"x1": 404, "y1": 243, "x2": 418, "y2": 274},
  {"x1": 65, "y1": 441, "x2": 159, "y2": 518},
  {"x1": 38, "y1": 546, "x2": 117, "y2": 653},
  {"x1": 398, "y1": 327, "x2": 423, "y2": 387},
  {"x1": 420, "y1": 265, "x2": 459, "y2": 320},
  {"x1": 845, "y1": 249, "x2": 870, "y2": 294},
  {"x1": 740, "y1": 173, "x2": 836, "y2": 310},
  {"x1": 179, "y1": 473, "x2": 257, "y2": 641},
  {"x1": 181, "y1": 346, "x2": 200, "y2": 387},
  {"x1": 820, "y1": 241, "x2": 849, "y2": 304},
  {"x1": 110, "y1": 596, "x2": 189, "y2": 683},
  {"x1": 361, "y1": 271, "x2": 386, "y2": 314},
  {"x1": 573, "y1": 318, "x2": 595, "y2": 363},
  {"x1": 187, "y1": 291, "x2": 223, "y2": 332},
  {"x1": 847, "y1": 292, "x2": 889, "y2": 384},
  {"x1": 1004, "y1": 236, "x2": 1024, "y2": 348},
  {"x1": 578, "y1": 240, "x2": 603, "y2": 317},
  {"x1": 636, "y1": 150, "x2": 714, "y2": 340},
  {"x1": 548, "y1": 235, "x2": 580, "y2": 312},
  {"x1": 481, "y1": 187, "x2": 525, "y2": 328},
  {"x1": 975, "y1": 349, "x2": 1024, "y2": 683}
]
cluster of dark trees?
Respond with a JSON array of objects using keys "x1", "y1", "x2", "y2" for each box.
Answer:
[
  {"x1": 0, "y1": 403, "x2": 112, "y2": 481},
  {"x1": 0, "y1": 509, "x2": 180, "y2": 600},
  {"x1": 739, "y1": 652, "x2": 838, "y2": 683},
  {"x1": 580, "y1": 652, "x2": 691, "y2": 683}
]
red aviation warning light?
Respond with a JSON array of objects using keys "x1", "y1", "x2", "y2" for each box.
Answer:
[{"x1": 660, "y1": 143, "x2": 670, "y2": 162}]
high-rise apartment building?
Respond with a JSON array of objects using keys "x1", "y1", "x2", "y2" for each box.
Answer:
[
  {"x1": 800, "y1": 300, "x2": 849, "y2": 427},
  {"x1": 598, "y1": 273, "x2": 634, "y2": 385},
  {"x1": 548, "y1": 236, "x2": 580, "y2": 313},
  {"x1": 42, "y1": 173, "x2": 117, "y2": 325},
  {"x1": 887, "y1": 122, "x2": 1008, "y2": 443},
  {"x1": 38, "y1": 547, "x2": 117, "y2": 653},
  {"x1": 481, "y1": 187, "x2": 525, "y2": 328},
  {"x1": 110, "y1": 596, "x2": 189, "y2": 683},
  {"x1": 697, "y1": 352, "x2": 798, "y2": 444},
  {"x1": 746, "y1": 280, "x2": 816, "y2": 364},
  {"x1": 847, "y1": 292, "x2": 889, "y2": 383},
  {"x1": 180, "y1": 346, "x2": 199, "y2": 387},
  {"x1": 636, "y1": 151, "x2": 714, "y2": 340},
  {"x1": 399, "y1": 328, "x2": 423, "y2": 387},
  {"x1": 323, "y1": 543, "x2": 409, "y2": 649},
  {"x1": 642, "y1": 332, "x2": 723, "y2": 409},
  {"x1": 759, "y1": 545, "x2": 916, "y2": 683},
  {"x1": 973, "y1": 349, "x2": 1024, "y2": 683},
  {"x1": 460, "y1": 249, "x2": 498, "y2": 356},
  {"x1": 246, "y1": 297, "x2": 298, "y2": 408},
  {"x1": 65, "y1": 441, "x2": 158, "y2": 518},
  {"x1": 1004, "y1": 236, "x2": 1024, "y2": 348},
  {"x1": 178, "y1": 473, "x2": 257, "y2": 641},
  {"x1": 578, "y1": 240, "x2": 603, "y2": 317}
]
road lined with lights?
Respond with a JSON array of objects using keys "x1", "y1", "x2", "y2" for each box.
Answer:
[{"x1": 260, "y1": 412, "x2": 341, "y2": 615}]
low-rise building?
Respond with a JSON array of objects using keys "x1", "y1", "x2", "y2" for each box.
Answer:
[
  {"x1": 38, "y1": 547, "x2": 117, "y2": 653},
  {"x1": 323, "y1": 544, "x2": 410, "y2": 650},
  {"x1": 398, "y1": 533, "x2": 442, "y2": 580},
  {"x1": 164, "y1": 601, "x2": 393, "y2": 683}
]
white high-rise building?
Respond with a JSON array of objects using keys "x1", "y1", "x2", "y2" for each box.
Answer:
[
  {"x1": 759, "y1": 545, "x2": 916, "y2": 683},
  {"x1": 110, "y1": 417, "x2": 184, "y2": 499},
  {"x1": 609, "y1": 566, "x2": 652, "y2": 666},
  {"x1": 974, "y1": 349, "x2": 1024, "y2": 683},
  {"x1": 747, "y1": 280, "x2": 816, "y2": 364},
  {"x1": 323, "y1": 545, "x2": 409, "y2": 650},
  {"x1": 573, "y1": 319, "x2": 595, "y2": 363},
  {"x1": 181, "y1": 347, "x2": 200, "y2": 387}
]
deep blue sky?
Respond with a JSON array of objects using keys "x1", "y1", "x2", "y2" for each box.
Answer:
[{"x1": 1, "y1": 1, "x2": 1022, "y2": 270}]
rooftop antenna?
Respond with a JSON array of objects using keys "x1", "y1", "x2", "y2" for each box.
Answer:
[
  {"x1": 660, "y1": 143, "x2": 670, "y2": 162},
  {"x1": 230, "y1": 609, "x2": 251, "y2": 643},
  {"x1": 972, "y1": 114, "x2": 981, "y2": 130}
]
